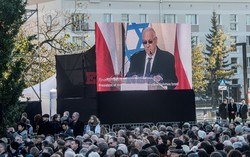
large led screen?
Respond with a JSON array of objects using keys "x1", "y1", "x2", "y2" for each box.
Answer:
[{"x1": 95, "y1": 22, "x2": 192, "y2": 92}]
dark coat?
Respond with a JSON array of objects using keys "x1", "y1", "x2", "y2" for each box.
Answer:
[
  {"x1": 219, "y1": 102, "x2": 227, "y2": 119},
  {"x1": 51, "y1": 121, "x2": 62, "y2": 135},
  {"x1": 126, "y1": 47, "x2": 178, "y2": 89},
  {"x1": 228, "y1": 103, "x2": 237, "y2": 119},
  {"x1": 37, "y1": 120, "x2": 53, "y2": 136},
  {"x1": 240, "y1": 104, "x2": 248, "y2": 119},
  {"x1": 69, "y1": 120, "x2": 84, "y2": 137}
]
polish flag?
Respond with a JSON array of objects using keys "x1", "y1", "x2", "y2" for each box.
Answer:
[{"x1": 174, "y1": 24, "x2": 192, "y2": 89}]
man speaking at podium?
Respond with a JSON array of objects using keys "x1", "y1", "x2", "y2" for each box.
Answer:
[{"x1": 126, "y1": 27, "x2": 178, "y2": 89}]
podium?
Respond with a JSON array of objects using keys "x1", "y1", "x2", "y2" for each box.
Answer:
[{"x1": 99, "y1": 77, "x2": 167, "y2": 91}]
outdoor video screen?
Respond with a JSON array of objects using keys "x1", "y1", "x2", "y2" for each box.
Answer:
[{"x1": 95, "y1": 22, "x2": 192, "y2": 92}]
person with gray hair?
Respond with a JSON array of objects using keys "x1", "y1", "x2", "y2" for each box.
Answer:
[
  {"x1": 69, "y1": 112, "x2": 84, "y2": 137},
  {"x1": 98, "y1": 142, "x2": 109, "y2": 156},
  {"x1": 79, "y1": 148, "x2": 88, "y2": 156},
  {"x1": 0, "y1": 142, "x2": 8, "y2": 156},
  {"x1": 239, "y1": 100, "x2": 248, "y2": 124},
  {"x1": 65, "y1": 149, "x2": 76, "y2": 157},
  {"x1": 106, "y1": 148, "x2": 116, "y2": 157},
  {"x1": 117, "y1": 137, "x2": 125, "y2": 144},
  {"x1": 117, "y1": 144, "x2": 128, "y2": 154},
  {"x1": 89, "y1": 152, "x2": 100, "y2": 157},
  {"x1": 60, "y1": 111, "x2": 72, "y2": 123},
  {"x1": 126, "y1": 27, "x2": 178, "y2": 89}
]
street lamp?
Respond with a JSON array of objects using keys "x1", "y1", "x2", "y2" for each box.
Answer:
[{"x1": 235, "y1": 43, "x2": 248, "y2": 104}]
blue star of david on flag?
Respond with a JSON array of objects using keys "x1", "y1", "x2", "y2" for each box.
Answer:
[{"x1": 125, "y1": 23, "x2": 149, "y2": 60}]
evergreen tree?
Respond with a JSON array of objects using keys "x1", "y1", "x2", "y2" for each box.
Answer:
[
  {"x1": 0, "y1": 0, "x2": 30, "y2": 135},
  {"x1": 205, "y1": 11, "x2": 235, "y2": 109}
]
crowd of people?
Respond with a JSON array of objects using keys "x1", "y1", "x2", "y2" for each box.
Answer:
[{"x1": 0, "y1": 110, "x2": 249, "y2": 157}]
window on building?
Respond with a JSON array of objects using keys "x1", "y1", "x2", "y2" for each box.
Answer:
[
  {"x1": 246, "y1": 14, "x2": 250, "y2": 25},
  {"x1": 246, "y1": 36, "x2": 250, "y2": 45},
  {"x1": 121, "y1": 14, "x2": 130, "y2": 23},
  {"x1": 231, "y1": 57, "x2": 238, "y2": 64},
  {"x1": 232, "y1": 79, "x2": 238, "y2": 84},
  {"x1": 46, "y1": 15, "x2": 52, "y2": 30},
  {"x1": 248, "y1": 78, "x2": 250, "y2": 88},
  {"x1": 216, "y1": 14, "x2": 221, "y2": 25},
  {"x1": 230, "y1": 36, "x2": 237, "y2": 44},
  {"x1": 230, "y1": 23, "x2": 237, "y2": 31},
  {"x1": 230, "y1": 14, "x2": 237, "y2": 22},
  {"x1": 229, "y1": 14, "x2": 238, "y2": 31},
  {"x1": 164, "y1": 14, "x2": 176, "y2": 23},
  {"x1": 139, "y1": 14, "x2": 147, "y2": 23},
  {"x1": 232, "y1": 66, "x2": 238, "y2": 74},
  {"x1": 247, "y1": 57, "x2": 250, "y2": 67},
  {"x1": 185, "y1": 14, "x2": 198, "y2": 25},
  {"x1": 72, "y1": 13, "x2": 88, "y2": 32},
  {"x1": 104, "y1": 13, "x2": 112, "y2": 23},
  {"x1": 231, "y1": 57, "x2": 238, "y2": 73},
  {"x1": 191, "y1": 36, "x2": 199, "y2": 46}
]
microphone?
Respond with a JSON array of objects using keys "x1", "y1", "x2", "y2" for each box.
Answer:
[{"x1": 150, "y1": 51, "x2": 153, "y2": 56}]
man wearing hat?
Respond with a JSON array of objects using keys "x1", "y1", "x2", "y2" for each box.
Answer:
[{"x1": 37, "y1": 114, "x2": 53, "y2": 136}]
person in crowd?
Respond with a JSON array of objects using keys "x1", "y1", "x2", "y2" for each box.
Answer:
[
  {"x1": 51, "y1": 114, "x2": 62, "y2": 135},
  {"x1": 85, "y1": 115, "x2": 101, "y2": 134},
  {"x1": 69, "y1": 112, "x2": 84, "y2": 137},
  {"x1": 37, "y1": 114, "x2": 53, "y2": 136},
  {"x1": 239, "y1": 100, "x2": 248, "y2": 124},
  {"x1": 71, "y1": 139, "x2": 82, "y2": 154},
  {"x1": 20, "y1": 112, "x2": 30, "y2": 124},
  {"x1": 7, "y1": 122, "x2": 28, "y2": 140},
  {"x1": 21, "y1": 141, "x2": 35, "y2": 157},
  {"x1": 60, "y1": 111, "x2": 72, "y2": 124},
  {"x1": 228, "y1": 98, "x2": 237, "y2": 123},
  {"x1": 0, "y1": 142, "x2": 8, "y2": 157},
  {"x1": 33, "y1": 114, "x2": 42, "y2": 133},
  {"x1": 61, "y1": 121, "x2": 74, "y2": 137},
  {"x1": 8, "y1": 141, "x2": 21, "y2": 156},
  {"x1": 25, "y1": 119, "x2": 33, "y2": 135},
  {"x1": 126, "y1": 27, "x2": 178, "y2": 89},
  {"x1": 219, "y1": 98, "x2": 228, "y2": 125},
  {"x1": 108, "y1": 137, "x2": 118, "y2": 148}
]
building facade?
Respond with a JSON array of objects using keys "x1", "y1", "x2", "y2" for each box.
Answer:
[{"x1": 27, "y1": 0, "x2": 250, "y2": 101}]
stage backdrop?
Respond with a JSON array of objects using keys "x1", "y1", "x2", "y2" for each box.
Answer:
[{"x1": 95, "y1": 22, "x2": 192, "y2": 92}]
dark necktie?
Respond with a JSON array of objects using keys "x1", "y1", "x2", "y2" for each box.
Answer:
[{"x1": 145, "y1": 57, "x2": 152, "y2": 76}]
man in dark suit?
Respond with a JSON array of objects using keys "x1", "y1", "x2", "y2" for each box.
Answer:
[
  {"x1": 219, "y1": 99, "x2": 228, "y2": 125},
  {"x1": 69, "y1": 112, "x2": 84, "y2": 137},
  {"x1": 126, "y1": 27, "x2": 178, "y2": 89},
  {"x1": 227, "y1": 98, "x2": 237, "y2": 123}
]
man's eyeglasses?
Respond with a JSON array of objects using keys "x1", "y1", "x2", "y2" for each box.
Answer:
[{"x1": 142, "y1": 40, "x2": 153, "y2": 45}]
